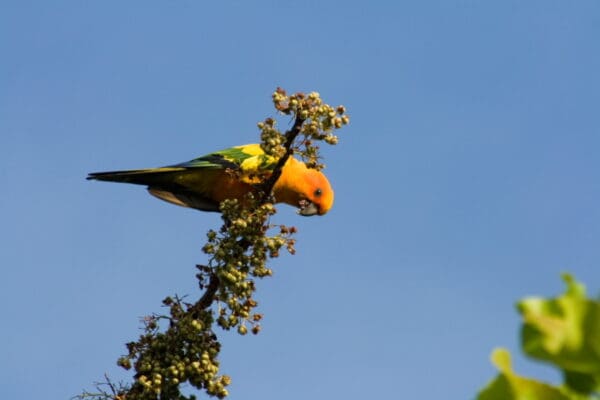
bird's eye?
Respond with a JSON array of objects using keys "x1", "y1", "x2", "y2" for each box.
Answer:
[{"x1": 314, "y1": 188, "x2": 322, "y2": 197}]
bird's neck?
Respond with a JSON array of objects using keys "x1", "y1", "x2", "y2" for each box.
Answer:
[{"x1": 272, "y1": 157, "x2": 307, "y2": 207}]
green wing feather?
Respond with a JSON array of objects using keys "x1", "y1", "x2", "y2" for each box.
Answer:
[{"x1": 176, "y1": 144, "x2": 277, "y2": 173}]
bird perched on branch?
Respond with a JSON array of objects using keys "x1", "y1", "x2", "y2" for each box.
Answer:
[{"x1": 87, "y1": 143, "x2": 334, "y2": 216}]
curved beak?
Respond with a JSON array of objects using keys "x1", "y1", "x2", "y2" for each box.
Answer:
[{"x1": 298, "y1": 201, "x2": 319, "y2": 216}]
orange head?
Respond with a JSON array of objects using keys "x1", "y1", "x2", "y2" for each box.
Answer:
[{"x1": 273, "y1": 157, "x2": 334, "y2": 216}]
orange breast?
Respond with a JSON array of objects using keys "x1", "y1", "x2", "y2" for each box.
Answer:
[{"x1": 207, "y1": 170, "x2": 255, "y2": 203}]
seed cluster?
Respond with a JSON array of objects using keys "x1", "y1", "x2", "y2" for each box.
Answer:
[
  {"x1": 203, "y1": 197, "x2": 297, "y2": 335},
  {"x1": 118, "y1": 299, "x2": 229, "y2": 399},
  {"x1": 269, "y1": 87, "x2": 350, "y2": 170}
]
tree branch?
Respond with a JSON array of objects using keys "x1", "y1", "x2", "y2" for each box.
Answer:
[
  {"x1": 194, "y1": 116, "x2": 304, "y2": 312},
  {"x1": 80, "y1": 88, "x2": 349, "y2": 400},
  {"x1": 191, "y1": 271, "x2": 220, "y2": 315}
]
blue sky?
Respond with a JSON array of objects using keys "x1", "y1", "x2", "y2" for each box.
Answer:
[{"x1": 2, "y1": 1, "x2": 599, "y2": 399}]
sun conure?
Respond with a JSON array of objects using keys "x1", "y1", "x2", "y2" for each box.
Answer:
[{"x1": 87, "y1": 143, "x2": 334, "y2": 216}]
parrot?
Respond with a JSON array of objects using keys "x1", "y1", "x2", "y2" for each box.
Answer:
[{"x1": 87, "y1": 143, "x2": 334, "y2": 216}]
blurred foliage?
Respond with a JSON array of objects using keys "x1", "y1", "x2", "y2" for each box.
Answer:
[
  {"x1": 477, "y1": 274, "x2": 600, "y2": 399},
  {"x1": 478, "y1": 348, "x2": 570, "y2": 400},
  {"x1": 77, "y1": 89, "x2": 349, "y2": 400}
]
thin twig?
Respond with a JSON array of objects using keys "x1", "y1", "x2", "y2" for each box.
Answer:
[{"x1": 259, "y1": 116, "x2": 305, "y2": 199}]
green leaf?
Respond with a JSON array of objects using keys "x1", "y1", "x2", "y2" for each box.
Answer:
[
  {"x1": 517, "y1": 274, "x2": 600, "y2": 394},
  {"x1": 477, "y1": 348, "x2": 570, "y2": 400}
]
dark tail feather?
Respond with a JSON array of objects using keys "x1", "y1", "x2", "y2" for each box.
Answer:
[
  {"x1": 87, "y1": 167, "x2": 220, "y2": 212},
  {"x1": 86, "y1": 167, "x2": 187, "y2": 186}
]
